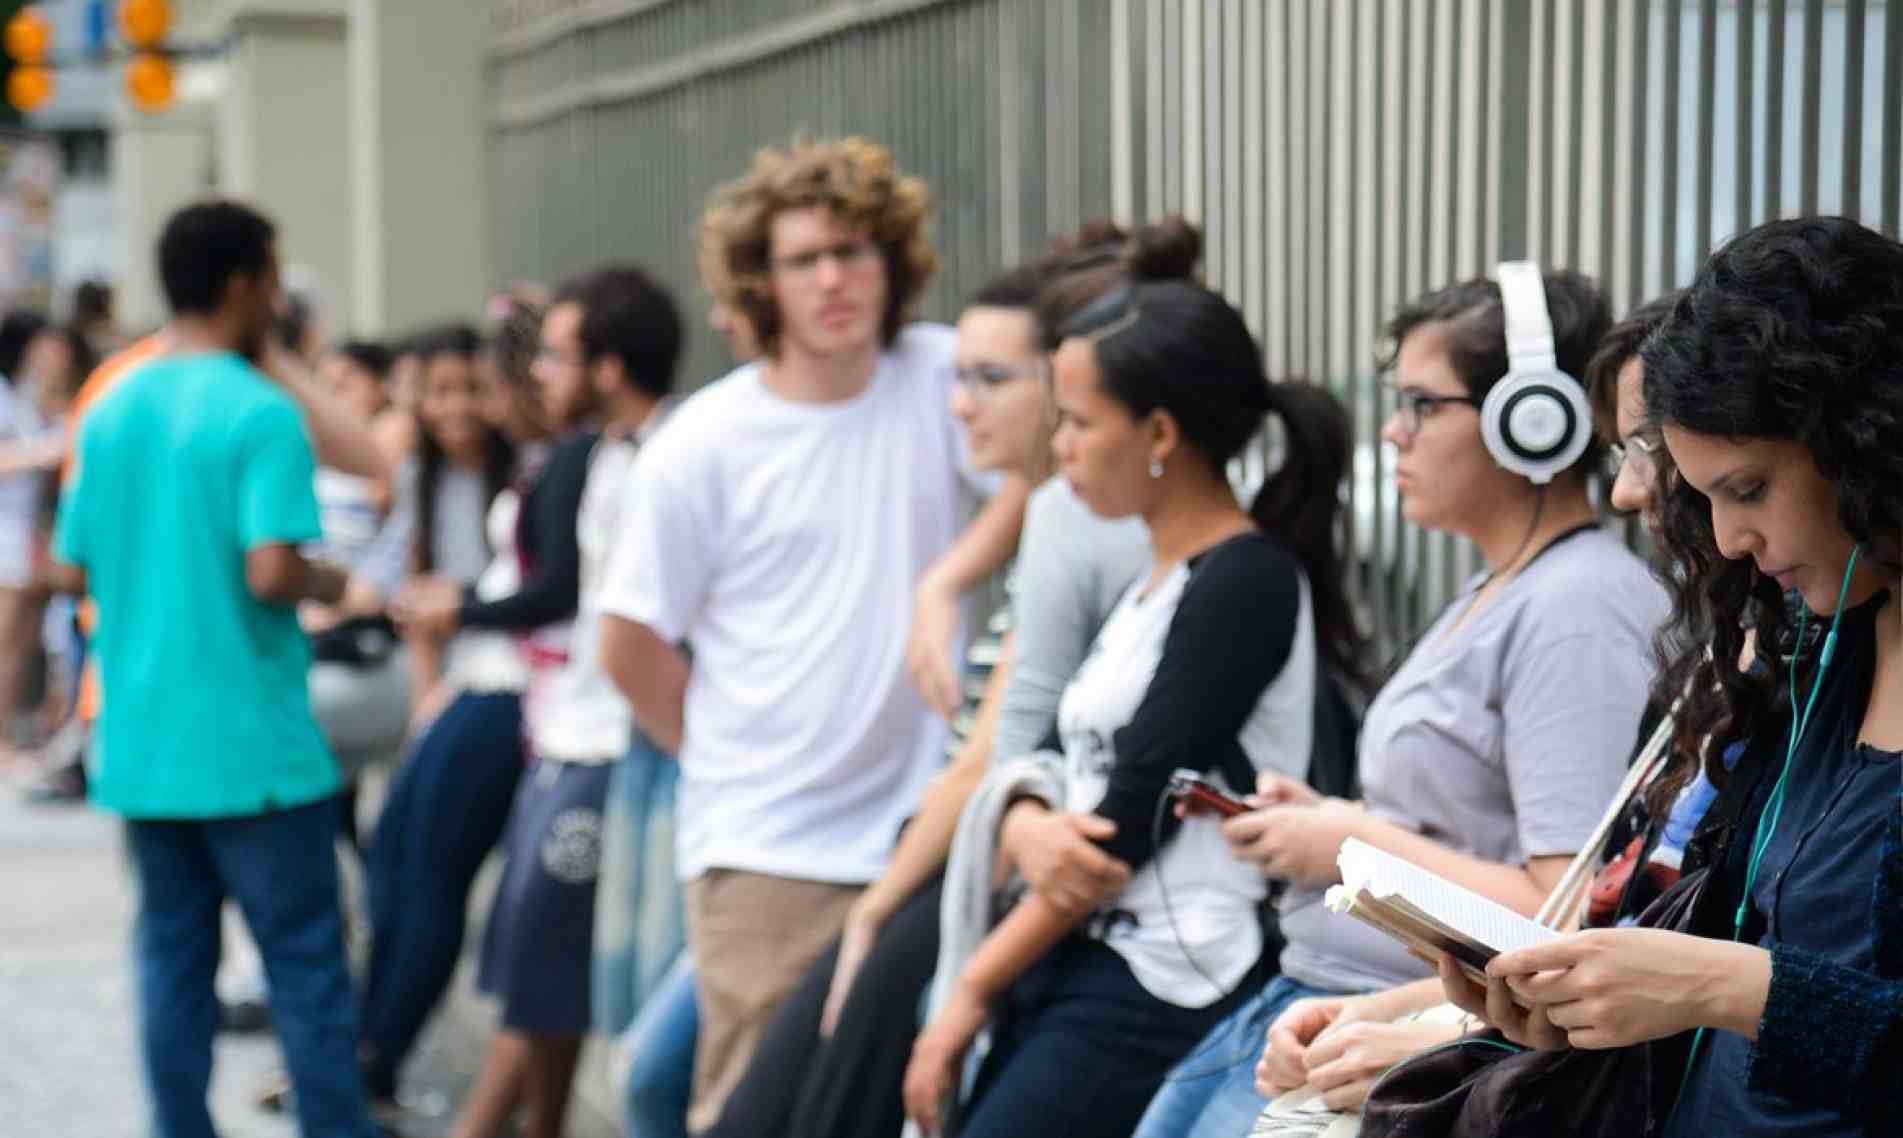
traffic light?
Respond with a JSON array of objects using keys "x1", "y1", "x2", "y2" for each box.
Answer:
[
  {"x1": 119, "y1": 0, "x2": 171, "y2": 49},
  {"x1": 6, "y1": 6, "x2": 52, "y2": 64},
  {"x1": 126, "y1": 50, "x2": 173, "y2": 113},
  {"x1": 7, "y1": 67, "x2": 54, "y2": 112},
  {"x1": 5, "y1": 6, "x2": 57, "y2": 113}
]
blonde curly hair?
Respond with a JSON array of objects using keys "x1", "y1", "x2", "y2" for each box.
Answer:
[{"x1": 698, "y1": 136, "x2": 938, "y2": 357}]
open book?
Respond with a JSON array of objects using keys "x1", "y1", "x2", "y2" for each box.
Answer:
[{"x1": 1324, "y1": 838, "x2": 1559, "y2": 987}]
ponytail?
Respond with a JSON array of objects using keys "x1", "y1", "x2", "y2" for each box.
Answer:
[{"x1": 1251, "y1": 381, "x2": 1369, "y2": 694}]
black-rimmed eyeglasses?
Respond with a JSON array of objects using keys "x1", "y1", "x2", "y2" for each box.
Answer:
[{"x1": 1386, "y1": 383, "x2": 1480, "y2": 435}]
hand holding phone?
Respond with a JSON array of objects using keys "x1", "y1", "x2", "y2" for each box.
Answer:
[{"x1": 1168, "y1": 769, "x2": 1250, "y2": 818}]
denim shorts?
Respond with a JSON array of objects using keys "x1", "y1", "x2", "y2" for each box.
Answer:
[{"x1": 478, "y1": 756, "x2": 615, "y2": 1034}]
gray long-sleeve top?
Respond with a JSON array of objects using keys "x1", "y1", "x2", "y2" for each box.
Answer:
[{"x1": 991, "y1": 477, "x2": 1151, "y2": 763}]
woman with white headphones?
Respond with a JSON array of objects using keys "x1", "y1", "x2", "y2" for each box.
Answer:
[
  {"x1": 1443, "y1": 218, "x2": 1903, "y2": 1138},
  {"x1": 1133, "y1": 266, "x2": 1668, "y2": 1138}
]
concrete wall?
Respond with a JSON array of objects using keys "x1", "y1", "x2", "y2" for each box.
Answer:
[
  {"x1": 218, "y1": 1, "x2": 353, "y2": 335},
  {"x1": 109, "y1": 103, "x2": 217, "y2": 332},
  {"x1": 105, "y1": 0, "x2": 491, "y2": 338},
  {"x1": 348, "y1": 0, "x2": 491, "y2": 335}
]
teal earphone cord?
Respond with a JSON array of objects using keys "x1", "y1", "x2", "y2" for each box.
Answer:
[{"x1": 1673, "y1": 545, "x2": 1862, "y2": 1110}]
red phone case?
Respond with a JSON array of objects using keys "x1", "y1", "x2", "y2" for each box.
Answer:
[{"x1": 1180, "y1": 782, "x2": 1249, "y2": 818}]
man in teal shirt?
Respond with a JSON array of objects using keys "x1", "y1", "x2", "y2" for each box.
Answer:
[{"x1": 52, "y1": 200, "x2": 380, "y2": 1138}]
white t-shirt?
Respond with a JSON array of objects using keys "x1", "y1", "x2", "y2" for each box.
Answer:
[
  {"x1": 442, "y1": 486, "x2": 530, "y2": 694},
  {"x1": 311, "y1": 467, "x2": 384, "y2": 571},
  {"x1": 532, "y1": 411, "x2": 665, "y2": 763},
  {"x1": 600, "y1": 325, "x2": 989, "y2": 883},
  {"x1": 1059, "y1": 533, "x2": 1316, "y2": 1007}
]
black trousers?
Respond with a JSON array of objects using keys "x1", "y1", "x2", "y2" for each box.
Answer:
[{"x1": 705, "y1": 874, "x2": 944, "y2": 1138}]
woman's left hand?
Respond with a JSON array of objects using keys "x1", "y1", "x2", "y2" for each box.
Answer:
[
  {"x1": 1481, "y1": 928, "x2": 1771, "y2": 1050},
  {"x1": 1302, "y1": 1018, "x2": 1468, "y2": 1111},
  {"x1": 903, "y1": 987, "x2": 990, "y2": 1136}
]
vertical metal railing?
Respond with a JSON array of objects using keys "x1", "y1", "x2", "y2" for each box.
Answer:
[{"x1": 486, "y1": 0, "x2": 1903, "y2": 651}]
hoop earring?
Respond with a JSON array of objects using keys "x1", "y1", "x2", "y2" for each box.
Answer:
[{"x1": 1148, "y1": 458, "x2": 1164, "y2": 480}]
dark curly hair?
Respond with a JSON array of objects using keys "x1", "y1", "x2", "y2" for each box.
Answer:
[
  {"x1": 1641, "y1": 216, "x2": 1903, "y2": 786},
  {"x1": 1583, "y1": 292, "x2": 1680, "y2": 440}
]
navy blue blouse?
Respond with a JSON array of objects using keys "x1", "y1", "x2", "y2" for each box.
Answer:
[
  {"x1": 1669, "y1": 741, "x2": 1898, "y2": 1136},
  {"x1": 1670, "y1": 592, "x2": 1901, "y2": 1137}
]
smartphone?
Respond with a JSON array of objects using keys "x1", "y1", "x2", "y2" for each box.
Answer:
[{"x1": 1168, "y1": 769, "x2": 1250, "y2": 818}]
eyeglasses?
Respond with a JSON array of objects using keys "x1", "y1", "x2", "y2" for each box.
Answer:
[
  {"x1": 770, "y1": 240, "x2": 879, "y2": 279},
  {"x1": 1605, "y1": 433, "x2": 1661, "y2": 480},
  {"x1": 1387, "y1": 382, "x2": 1480, "y2": 435},
  {"x1": 953, "y1": 362, "x2": 1043, "y2": 397}
]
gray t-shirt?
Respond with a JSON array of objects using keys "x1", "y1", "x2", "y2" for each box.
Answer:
[
  {"x1": 993, "y1": 477, "x2": 1152, "y2": 762},
  {"x1": 356, "y1": 458, "x2": 492, "y2": 598},
  {"x1": 1278, "y1": 527, "x2": 1668, "y2": 993}
]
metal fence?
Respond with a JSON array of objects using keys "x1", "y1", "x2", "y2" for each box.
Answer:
[{"x1": 488, "y1": 0, "x2": 1903, "y2": 650}]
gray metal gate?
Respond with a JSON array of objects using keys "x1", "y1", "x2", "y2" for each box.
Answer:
[{"x1": 488, "y1": 0, "x2": 1902, "y2": 649}]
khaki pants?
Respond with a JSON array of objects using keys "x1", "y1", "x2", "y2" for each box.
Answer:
[{"x1": 684, "y1": 869, "x2": 861, "y2": 1132}]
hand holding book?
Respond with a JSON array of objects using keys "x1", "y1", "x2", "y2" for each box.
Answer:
[{"x1": 1323, "y1": 838, "x2": 1561, "y2": 990}]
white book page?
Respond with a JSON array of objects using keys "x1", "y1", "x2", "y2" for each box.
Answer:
[{"x1": 1332, "y1": 838, "x2": 1559, "y2": 955}]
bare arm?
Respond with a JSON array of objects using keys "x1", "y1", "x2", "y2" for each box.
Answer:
[
  {"x1": 934, "y1": 473, "x2": 1030, "y2": 593},
  {"x1": 1227, "y1": 802, "x2": 1570, "y2": 918},
  {"x1": 906, "y1": 887, "x2": 1088, "y2": 1133},
  {"x1": 601, "y1": 614, "x2": 689, "y2": 756},
  {"x1": 955, "y1": 889, "x2": 1083, "y2": 1005},
  {"x1": 0, "y1": 434, "x2": 63, "y2": 477},
  {"x1": 1345, "y1": 977, "x2": 1453, "y2": 1023},
  {"x1": 245, "y1": 544, "x2": 349, "y2": 607},
  {"x1": 44, "y1": 560, "x2": 85, "y2": 596},
  {"x1": 859, "y1": 637, "x2": 1014, "y2": 929},
  {"x1": 908, "y1": 474, "x2": 1031, "y2": 715},
  {"x1": 262, "y1": 347, "x2": 392, "y2": 482}
]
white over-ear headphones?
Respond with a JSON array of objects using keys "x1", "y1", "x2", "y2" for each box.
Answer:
[{"x1": 1480, "y1": 261, "x2": 1593, "y2": 485}]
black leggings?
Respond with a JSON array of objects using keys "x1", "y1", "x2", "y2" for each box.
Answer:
[{"x1": 706, "y1": 874, "x2": 944, "y2": 1138}]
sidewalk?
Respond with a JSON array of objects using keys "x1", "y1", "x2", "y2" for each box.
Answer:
[{"x1": 0, "y1": 769, "x2": 616, "y2": 1138}]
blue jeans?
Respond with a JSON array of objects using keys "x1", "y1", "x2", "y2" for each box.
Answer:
[
  {"x1": 359, "y1": 690, "x2": 524, "y2": 1093},
  {"x1": 591, "y1": 731, "x2": 684, "y2": 1036},
  {"x1": 622, "y1": 954, "x2": 699, "y2": 1138},
  {"x1": 956, "y1": 939, "x2": 1248, "y2": 1138},
  {"x1": 128, "y1": 797, "x2": 378, "y2": 1138},
  {"x1": 1132, "y1": 975, "x2": 1341, "y2": 1138}
]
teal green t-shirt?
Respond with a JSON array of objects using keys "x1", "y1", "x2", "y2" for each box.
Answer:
[{"x1": 55, "y1": 351, "x2": 337, "y2": 819}]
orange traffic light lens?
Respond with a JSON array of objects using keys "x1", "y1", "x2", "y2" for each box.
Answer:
[
  {"x1": 126, "y1": 50, "x2": 174, "y2": 113},
  {"x1": 120, "y1": 0, "x2": 171, "y2": 50},
  {"x1": 7, "y1": 65, "x2": 55, "y2": 112},
  {"x1": 5, "y1": 6, "x2": 54, "y2": 65}
]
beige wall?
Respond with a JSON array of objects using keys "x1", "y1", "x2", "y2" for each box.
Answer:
[
  {"x1": 219, "y1": 2, "x2": 354, "y2": 334},
  {"x1": 108, "y1": 0, "x2": 489, "y2": 338},
  {"x1": 349, "y1": 0, "x2": 491, "y2": 335},
  {"x1": 109, "y1": 103, "x2": 217, "y2": 332}
]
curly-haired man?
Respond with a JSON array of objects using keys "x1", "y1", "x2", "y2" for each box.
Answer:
[{"x1": 599, "y1": 137, "x2": 1027, "y2": 1129}]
